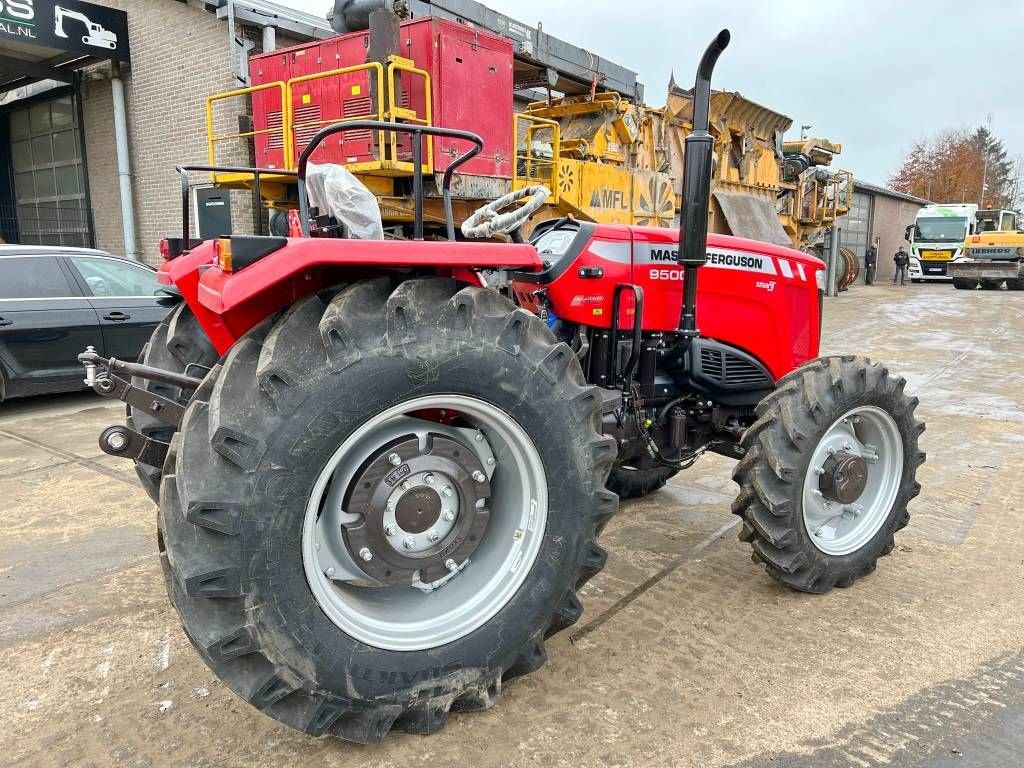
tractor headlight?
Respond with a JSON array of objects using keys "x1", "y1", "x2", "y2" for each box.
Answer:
[{"x1": 815, "y1": 268, "x2": 826, "y2": 292}]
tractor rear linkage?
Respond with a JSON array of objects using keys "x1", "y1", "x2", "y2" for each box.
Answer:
[{"x1": 78, "y1": 347, "x2": 203, "y2": 466}]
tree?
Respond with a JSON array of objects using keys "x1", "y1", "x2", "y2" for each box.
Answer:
[{"x1": 889, "y1": 126, "x2": 1017, "y2": 209}]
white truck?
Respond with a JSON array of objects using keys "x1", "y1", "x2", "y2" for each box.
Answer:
[{"x1": 906, "y1": 203, "x2": 977, "y2": 282}]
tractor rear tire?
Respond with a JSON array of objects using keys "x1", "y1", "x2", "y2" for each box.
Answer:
[
  {"x1": 952, "y1": 278, "x2": 977, "y2": 290},
  {"x1": 127, "y1": 303, "x2": 218, "y2": 503},
  {"x1": 606, "y1": 464, "x2": 678, "y2": 499},
  {"x1": 158, "y1": 278, "x2": 616, "y2": 742},
  {"x1": 732, "y1": 356, "x2": 925, "y2": 593}
]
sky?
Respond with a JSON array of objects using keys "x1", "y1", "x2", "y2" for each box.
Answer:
[{"x1": 277, "y1": 0, "x2": 1024, "y2": 186}]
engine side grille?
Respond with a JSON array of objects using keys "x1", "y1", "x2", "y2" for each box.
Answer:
[
  {"x1": 698, "y1": 344, "x2": 772, "y2": 389},
  {"x1": 700, "y1": 347, "x2": 725, "y2": 380},
  {"x1": 724, "y1": 354, "x2": 771, "y2": 386}
]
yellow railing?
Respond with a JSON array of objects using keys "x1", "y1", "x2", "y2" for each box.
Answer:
[
  {"x1": 206, "y1": 58, "x2": 434, "y2": 181},
  {"x1": 794, "y1": 168, "x2": 854, "y2": 226},
  {"x1": 513, "y1": 113, "x2": 560, "y2": 204},
  {"x1": 205, "y1": 81, "x2": 290, "y2": 182},
  {"x1": 386, "y1": 58, "x2": 433, "y2": 174}
]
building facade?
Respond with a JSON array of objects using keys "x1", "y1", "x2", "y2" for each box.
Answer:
[{"x1": 838, "y1": 181, "x2": 930, "y2": 283}]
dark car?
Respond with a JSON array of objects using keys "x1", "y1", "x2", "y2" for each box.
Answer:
[{"x1": 0, "y1": 245, "x2": 176, "y2": 401}]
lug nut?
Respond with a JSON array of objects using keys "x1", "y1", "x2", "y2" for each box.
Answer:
[
  {"x1": 359, "y1": 547, "x2": 373, "y2": 561},
  {"x1": 814, "y1": 466, "x2": 825, "y2": 475},
  {"x1": 441, "y1": 486, "x2": 453, "y2": 497},
  {"x1": 486, "y1": 457, "x2": 496, "y2": 466},
  {"x1": 443, "y1": 510, "x2": 456, "y2": 522},
  {"x1": 472, "y1": 470, "x2": 486, "y2": 483},
  {"x1": 384, "y1": 524, "x2": 398, "y2": 536},
  {"x1": 475, "y1": 433, "x2": 484, "y2": 442},
  {"x1": 107, "y1": 431, "x2": 128, "y2": 451},
  {"x1": 401, "y1": 480, "x2": 411, "y2": 491},
  {"x1": 403, "y1": 536, "x2": 416, "y2": 550},
  {"x1": 424, "y1": 473, "x2": 435, "y2": 484},
  {"x1": 428, "y1": 531, "x2": 441, "y2": 542},
  {"x1": 843, "y1": 442, "x2": 853, "y2": 451},
  {"x1": 326, "y1": 567, "x2": 335, "y2": 577},
  {"x1": 445, "y1": 558, "x2": 458, "y2": 572},
  {"x1": 388, "y1": 452, "x2": 402, "y2": 466}
]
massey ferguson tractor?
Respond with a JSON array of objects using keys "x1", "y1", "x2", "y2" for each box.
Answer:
[{"x1": 79, "y1": 32, "x2": 924, "y2": 743}]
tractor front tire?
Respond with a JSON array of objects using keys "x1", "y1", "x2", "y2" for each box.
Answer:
[
  {"x1": 952, "y1": 278, "x2": 977, "y2": 290},
  {"x1": 606, "y1": 464, "x2": 678, "y2": 499},
  {"x1": 127, "y1": 303, "x2": 218, "y2": 502},
  {"x1": 732, "y1": 356, "x2": 925, "y2": 593},
  {"x1": 158, "y1": 278, "x2": 616, "y2": 742}
]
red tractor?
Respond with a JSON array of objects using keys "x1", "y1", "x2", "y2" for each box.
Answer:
[{"x1": 81, "y1": 32, "x2": 923, "y2": 743}]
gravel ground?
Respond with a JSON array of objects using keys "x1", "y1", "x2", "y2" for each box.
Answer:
[{"x1": 1, "y1": 282, "x2": 1022, "y2": 767}]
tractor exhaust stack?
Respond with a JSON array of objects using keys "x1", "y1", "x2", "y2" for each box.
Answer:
[{"x1": 678, "y1": 29, "x2": 730, "y2": 339}]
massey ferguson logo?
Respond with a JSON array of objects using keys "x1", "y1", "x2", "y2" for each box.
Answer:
[
  {"x1": 706, "y1": 251, "x2": 766, "y2": 270},
  {"x1": 649, "y1": 247, "x2": 678, "y2": 262}
]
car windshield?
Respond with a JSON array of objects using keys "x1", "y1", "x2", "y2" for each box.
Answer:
[{"x1": 914, "y1": 217, "x2": 968, "y2": 243}]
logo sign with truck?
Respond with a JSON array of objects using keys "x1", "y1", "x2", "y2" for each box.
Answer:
[{"x1": 0, "y1": 0, "x2": 129, "y2": 62}]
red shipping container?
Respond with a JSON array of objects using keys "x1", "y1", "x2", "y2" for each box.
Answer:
[{"x1": 248, "y1": 17, "x2": 513, "y2": 179}]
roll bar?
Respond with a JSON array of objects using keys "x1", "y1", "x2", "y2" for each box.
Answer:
[{"x1": 295, "y1": 120, "x2": 484, "y2": 241}]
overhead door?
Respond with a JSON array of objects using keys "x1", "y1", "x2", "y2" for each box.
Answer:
[{"x1": 7, "y1": 95, "x2": 90, "y2": 247}]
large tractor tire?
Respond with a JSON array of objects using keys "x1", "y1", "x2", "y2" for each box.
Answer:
[
  {"x1": 952, "y1": 278, "x2": 977, "y2": 290},
  {"x1": 127, "y1": 303, "x2": 218, "y2": 502},
  {"x1": 606, "y1": 464, "x2": 678, "y2": 499},
  {"x1": 732, "y1": 356, "x2": 925, "y2": 593},
  {"x1": 158, "y1": 278, "x2": 616, "y2": 742}
]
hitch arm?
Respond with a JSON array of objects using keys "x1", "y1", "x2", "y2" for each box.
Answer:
[
  {"x1": 79, "y1": 349, "x2": 203, "y2": 391},
  {"x1": 78, "y1": 347, "x2": 194, "y2": 428}
]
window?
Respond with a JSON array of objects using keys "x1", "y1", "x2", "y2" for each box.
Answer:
[
  {"x1": 69, "y1": 256, "x2": 161, "y2": 297},
  {"x1": 0, "y1": 257, "x2": 74, "y2": 299}
]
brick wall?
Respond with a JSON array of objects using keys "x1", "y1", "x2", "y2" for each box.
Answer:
[{"x1": 82, "y1": 0, "x2": 260, "y2": 264}]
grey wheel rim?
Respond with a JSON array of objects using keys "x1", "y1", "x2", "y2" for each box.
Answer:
[
  {"x1": 302, "y1": 395, "x2": 548, "y2": 651},
  {"x1": 801, "y1": 406, "x2": 903, "y2": 556}
]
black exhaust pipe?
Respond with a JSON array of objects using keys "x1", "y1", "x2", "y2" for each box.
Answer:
[{"x1": 678, "y1": 29, "x2": 730, "y2": 339}]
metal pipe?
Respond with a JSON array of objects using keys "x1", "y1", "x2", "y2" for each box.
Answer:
[
  {"x1": 827, "y1": 226, "x2": 840, "y2": 297},
  {"x1": 262, "y1": 25, "x2": 276, "y2": 52},
  {"x1": 110, "y1": 62, "x2": 138, "y2": 261},
  {"x1": 677, "y1": 29, "x2": 730, "y2": 339}
]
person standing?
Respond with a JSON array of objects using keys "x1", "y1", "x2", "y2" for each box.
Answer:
[
  {"x1": 893, "y1": 246, "x2": 910, "y2": 286},
  {"x1": 864, "y1": 240, "x2": 878, "y2": 285}
]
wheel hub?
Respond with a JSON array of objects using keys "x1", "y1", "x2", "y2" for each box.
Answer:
[
  {"x1": 342, "y1": 434, "x2": 490, "y2": 585},
  {"x1": 818, "y1": 450, "x2": 868, "y2": 504},
  {"x1": 395, "y1": 487, "x2": 441, "y2": 533}
]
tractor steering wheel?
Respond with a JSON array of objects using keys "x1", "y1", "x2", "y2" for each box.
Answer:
[{"x1": 461, "y1": 186, "x2": 550, "y2": 240}]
